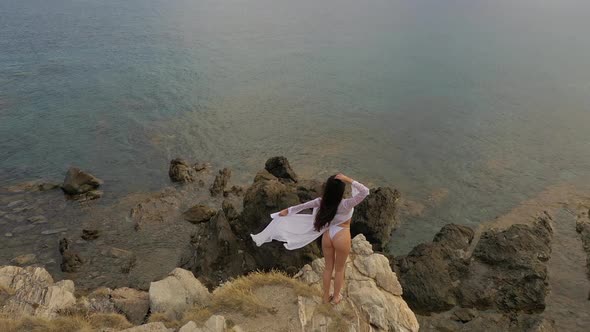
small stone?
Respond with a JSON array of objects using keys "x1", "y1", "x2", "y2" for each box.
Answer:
[
  {"x1": 81, "y1": 229, "x2": 100, "y2": 240},
  {"x1": 6, "y1": 200, "x2": 25, "y2": 208},
  {"x1": 11, "y1": 253, "x2": 37, "y2": 266},
  {"x1": 5, "y1": 232, "x2": 13, "y2": 237},
  {"x1": 41, "y1": 228, "x2": 68, "y2": 235},
  {"x1": 28, "y1": 215, "x2": 47, "y2": 224},
  {"x1": 182, "y1": 205, "x2": 216, "y2": 224}
]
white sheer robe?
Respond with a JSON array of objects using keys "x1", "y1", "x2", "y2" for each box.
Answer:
[{"x1": 250, "y1": 181, "x2": 370, "y2": 250}]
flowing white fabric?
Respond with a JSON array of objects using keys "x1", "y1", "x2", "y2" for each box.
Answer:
[{"x1": 250, "y1": 181, "x2": 370, "y2": 250}]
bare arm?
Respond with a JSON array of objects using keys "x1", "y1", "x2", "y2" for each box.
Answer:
[
  {"x1": 336, "y1": 173, "x2": 370, "y2": 210},
  {"x1": 278, "y1": 197, "x2": 321, "y2": 216}
]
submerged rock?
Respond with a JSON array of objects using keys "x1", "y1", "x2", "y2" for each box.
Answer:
[
  {"x1": 61, "y1": 167, "x2": 103, "y2": 196},
  {"x1": 169, "y1": 158, "x2": 195, "y2": 183},
  {"x1": 81, "y1": 229, "x2": 100, "y2": 240},
  {"x1": 59, "y1": 238, "x2": 84, "y2": 273},
  {"x1": 10, "y1": 253, "x2": 37, "y2": 266}
]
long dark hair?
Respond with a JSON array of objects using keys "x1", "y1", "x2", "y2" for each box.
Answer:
[{"x1": 314, "y1": 175, "x2": 345, "y2": 231}]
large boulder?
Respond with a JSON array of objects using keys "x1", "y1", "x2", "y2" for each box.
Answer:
[
  {"x1": 395, "y1": 215, "x2": 553, "y2": 316},
  {"x1": 394, "y1": 224, "x2": 473, "y2": 314},
  {"x1": 149, "y1": 268, "x2": 211, "y2": 316},
  {"x1": 0, "y1": 266, "x2": 76, "y2": 318},
  {"x1": 61, "y1": 167, "x2": 103, "y2": 196},
  {"x1": 351, "y1": 187, "x2": 401, "y2": 251},
  {"x1": 179, "y1": 210, "x2": 256, "y2": 287},
  {"x1": 264, "y1": 156, "x2": 298, "y2": 183},
  {"x1": 295, "y1": 234, "x2": 419, "y2": 332},
  {"x1": 240, "y1": 170, "x2": 321, "y2": 272}
]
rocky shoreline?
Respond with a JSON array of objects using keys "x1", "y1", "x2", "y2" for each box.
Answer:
[{"x1": 1, "y1": 157, "x2": 590, "y2": 331}]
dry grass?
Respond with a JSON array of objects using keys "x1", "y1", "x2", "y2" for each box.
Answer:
[
  {"x1": 210, "y1": 270, "x2": 320, "y2": 317},
  {"x1": 181, "y1": 307, "x2": 213, "y2": 325},
  {"x1": 0, "y1": 313, "x2": 93, "y2": 332},
  {"x1": 314, "y1": 301, "x2": 356, "y2": 331},
  {"x1": 147, "y1": 310, "x2": 183, "y2": 329},
  {"x1": 87, "y1": 313, "x2": 132, "y2": 330}
]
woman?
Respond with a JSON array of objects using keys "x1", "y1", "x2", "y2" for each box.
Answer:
[{"x1": 250, "y1": 173, "x2": 370, "y2": 304}]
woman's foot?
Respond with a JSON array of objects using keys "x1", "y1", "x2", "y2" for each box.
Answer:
[
  {"x1": 322, "y1": 293, "x2": 333, "y2": 304},
  {"x1": 330, "y1": 293, "x2": 343, "y2": 305}
]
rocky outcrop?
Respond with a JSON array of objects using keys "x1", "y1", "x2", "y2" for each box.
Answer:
[
  {"x1": 59, "y1": 238, "x2": 84, "y2": 273},
  {"x1": 182, "y1": 204, "x2": 216, "y2": 224},
  {"x1": 61, "y1": 167, "x2": 103, "y2": 199},
  {"x1": 209, "y1": 168, "x2": 231, "y2": 197},
  {"x1": 575, "y1": 209, "x2": 590, "y2": 279},
  {"x1": 149, "y1": 268, "x2": 211, "y2": 316},
  {"x1": 351, "y1": 187, "x2": 401, "y2": 251},
  {"x1": 169, "y1": 158, "x2": 196, "y2": 183},
  {"x1": 179, "y1": 210, "x2": 256, "y2": 287},
  {"x1": 0, "y1": 266, "x2": 76, "y2": 318},
  {"x1": 264, "y1": 156, "x2": 298, "y2": 183},
  {"x1": 295, "y1": 234, "x2": 419, "y2": 332},
  {"x1": 179, "y1": 315, "x2": 228, "y2": 332}
]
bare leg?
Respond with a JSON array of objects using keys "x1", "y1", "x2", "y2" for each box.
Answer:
[
  {"x1": 332, "y1": 228, "x2": 351, "y2": 304},
  {"x1": 322, "y1": 231, "x2": 335, "y2": 303}
]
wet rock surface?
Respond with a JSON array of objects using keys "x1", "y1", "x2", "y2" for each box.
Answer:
[
  {"x1": 168, "y1": 158, "x2": 196, "y2": 183},
  {"x1": 209, "y1": 168, "x2": 231, "y2": 197},
  {"x1": 264, "y1": 156, "x2": 298, "y2": 183},
  {"x1": 182, "y1": 204, "x2": 216, "y2": 224},
  {"x1": 61, "y1": 167, "x2": 103, "y2": 198},
  {"x1": 59, "y1": 238, "x2": 84, "y2": 273}
]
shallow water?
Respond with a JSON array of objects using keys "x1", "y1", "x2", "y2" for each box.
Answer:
[{"x1": 1, "y1": 0, "x2": 590, "y2": 255}]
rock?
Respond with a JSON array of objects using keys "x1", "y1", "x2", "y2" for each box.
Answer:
[
  {"x1": 28, "y1": 215, "x2": 47, "y2": 224},
  {"x1": 81, "y1": 229, "x2": 100, "y2": 240},
  {"x1": 121, "y1": 322, "x2": 174, "y2": 332},
  {"x1": 41, "y1": 227, "x2": 68, "y2": 235},
  {"x1": 4, "y1": 232, "x2": 13, "y2": 237},
  {"x1": 179, "y1": 315, "x2": 227, "y2": 332},
  {"x1": 394, "y1": 225, "x2": 472, "y2": 314},
  {"x1": 351, "y1": 187, "x2": 401, "y2": 251},
  {"x1": 209, "y1": 168, "x2": 231, "y2": 197},
  {"x1": 76, "y1": 189, "x2": 103, "y2": 201},
  {"x1": 179, "y1": 211, "x2": 256, "y2": 287},
  {"x1": 76, "y1": 288, "x2": 116, "y2": 314},
  {"x1": 59, "y1": 238, "x2": 84, "y2": 272},
  {"x1": 149, "y1": 268, "x2": 211, "y2": 316},
  {"x1": 4, "y1": 180, "x2": 59, "y2": 193},
  {"x1": 223, "y1": 185, "x2": 244, "y2": 197},
  {"x1": 130, "y1": 187, "x2": 183, "y2": 230},
  {"x1": 101, "y1": 247, "x2": 137, "y2": 274},
  {"x1": 10, "y1": 253, "x2": 37, "y2": 266},
  {"x1": 61, "y1": 167, "x2": 103, "y2": 195},
  {"x1": 112, "y1": 287, "x2": 150, "y2": 325},
  {"x1": 239, "y1": 171, "x2": 321, "y2": 272},
  {"x1": 169, "y1": 158, "x2": 195, "y2": 183},
  {"x1": 295, "y1": 234, "x2": 419, "y2": 332},
  {"x1": 0, "y1": 266, "x2": 76, "y2": 318},
  {"x1": 222, "y1": 199, "x2": 240, "y2": 221},
  {"x1": 451, "y1": 307, "x2": 477, "y2": 322},
  {"x1": 264, "y1": 156, "x2": 298, "y2": 183},
  {"x1": 182, "y1": 204, "x2": 217, "y2": 224}
]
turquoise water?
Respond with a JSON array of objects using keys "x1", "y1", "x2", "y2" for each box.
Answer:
[{"x1": 1, "y1": 0, "x2": 590, "y2": 253}]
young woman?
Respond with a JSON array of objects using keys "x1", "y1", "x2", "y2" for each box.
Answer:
[{"x1": 251, "y1": 173, "x2": 370, "y2": 304}]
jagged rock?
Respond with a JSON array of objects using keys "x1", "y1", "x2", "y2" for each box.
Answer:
[
  {"x1": 210, "y1": 168, "x2": 231, "y2": 197},
  {"x1": 122, "y1": 322, "x2": 174, "y2": 332},
  {"x1": 351, "y1": 187, "x2": 400, "y2": 251},
  {"x1": 179, "y1": 315, "x2": 227, "y2": 332},
  {"x1": 575, "y1": 212, "x2": 590, "y2": 279},
  {"x1": 61, "y1": 167, "x2": 103, "y2": 195},
  {"x1": 169, "y1": 158, "x2": 195, "y2": 183},
  {"x1": 77, "y1": 288, "x2": 116, "y2": 314},
  {"x1": 394, "y1": 224, "x2": 473, "y2": 314},
  {"x1": 264, "y1": 156, "x2": 298, "y2": 183},
  {"x1": 10, "y1": 253, "x2": 37, "y2": 266},
  {"x1": 179, "y1": 210, "x2": 256, "y2": 287},
  {"x1": 183, "y1": 204, "x2": 216, "y2": 224},
  {"x1": 59, "y1": 238, "x2": 84, "y2": 272},
  {"x1": 112, "y1": 287, "x2": 150, "y2": 325},
  {"x1": 222, "y1": 199, "x2": 239, "y2": 221},
  {"x1": 239, "y1": 171, "x2": 320, "y2": 272},
  {"x1": 223, "y1": 185, "x2": 244, "y2": 197},
  {"x1": 149, "y1": 268, "x2": 211, "y2": 316},
  {"x1": 0, "y1": 266, "x2": 76, "y2": 318},
  {"x1": 295, "y1": 234, "x2": 419, "y2": 332}
]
